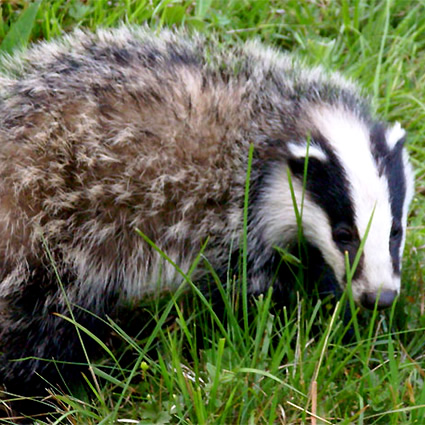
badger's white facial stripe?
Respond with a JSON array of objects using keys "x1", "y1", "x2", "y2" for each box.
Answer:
[
  {"x1": 401, "y1": 150, "x2": 415, "y2": 259},
  {"x1": 309, "y1": 106, "x2": 399, "y2": 301}
]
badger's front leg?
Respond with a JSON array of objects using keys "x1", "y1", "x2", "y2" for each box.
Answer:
[{"x1": 0, "y1": 266, "x2": 114, "y2": 415}]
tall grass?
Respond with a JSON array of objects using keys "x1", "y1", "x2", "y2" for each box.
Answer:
[{"x1": 0, "y1": 0, "x2": 424, "y2": 424}]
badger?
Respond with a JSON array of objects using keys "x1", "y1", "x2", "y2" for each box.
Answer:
[{"x1": 0, "y1": 26, "x2": 414, "y2": 405}]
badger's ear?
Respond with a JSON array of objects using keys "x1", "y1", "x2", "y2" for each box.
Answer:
[
  {"x1": 386, "y1": 122, "x2": 406, "y2": 150},
  {"x1": 286, "y1": 141, "x2": 328, "y2": 162}
]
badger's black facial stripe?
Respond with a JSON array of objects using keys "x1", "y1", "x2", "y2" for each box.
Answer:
[
  {"x1": 287, "y1": 133, "x2": 363, "y2": 276},
  {"x1": 370, "y1": 124, "x2": 407, "y2": 274},
  {"x1": 287, "y1": 133, "x2": 354, "y2": 228},
  {"x1": 370, "y1": 123, "x2": 390, "y2": 165}
]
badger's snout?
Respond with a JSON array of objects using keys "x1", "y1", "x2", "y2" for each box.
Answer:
[{"x1": 360, "y1": 289, "x2": 398, "y2": 310}]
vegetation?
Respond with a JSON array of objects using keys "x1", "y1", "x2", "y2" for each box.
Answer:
[{"x1": 0, "y1": 0, "x2": 424, "y2": 423}]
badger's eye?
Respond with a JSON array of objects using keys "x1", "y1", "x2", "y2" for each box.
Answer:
[
  {"x1": 333, "y1": 226, "x2": 354, "y2": 245},
  {"x1": 390, "y1": 223, "x2": 402, "y2": 240}
]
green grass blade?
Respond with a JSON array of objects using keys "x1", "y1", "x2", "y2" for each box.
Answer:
[
  {"x1": 0, "y1": 1, "x2": 41, "y2": 54},
  {"x1": 242, "y1": 143, "x2": 255, "y2": 337}
]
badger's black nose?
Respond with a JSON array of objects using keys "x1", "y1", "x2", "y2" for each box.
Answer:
[{"x1": 361, "y1": 290, "x2": 397, "y2": 310}]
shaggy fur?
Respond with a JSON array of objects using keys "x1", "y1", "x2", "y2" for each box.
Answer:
[{"x1": 0, "y1": 26, "x2": 414, "y2": 412}]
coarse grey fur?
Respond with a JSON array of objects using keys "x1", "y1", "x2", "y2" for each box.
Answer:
[{"x1": 0, "y1": 26, "x2": 413, "y2": 411}]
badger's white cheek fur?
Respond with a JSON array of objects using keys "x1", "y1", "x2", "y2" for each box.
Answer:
[{"x1": 255, "y1": 166, "x2": 307, "y2": 249}]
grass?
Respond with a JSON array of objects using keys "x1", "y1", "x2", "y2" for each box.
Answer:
[{"x1": 0, "y1": 0, "x2": 425, "y2": 423}]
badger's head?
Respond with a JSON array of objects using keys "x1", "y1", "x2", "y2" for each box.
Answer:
[{"x1": 256, "y1": 106, "x2": 414, "y2": 309}]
